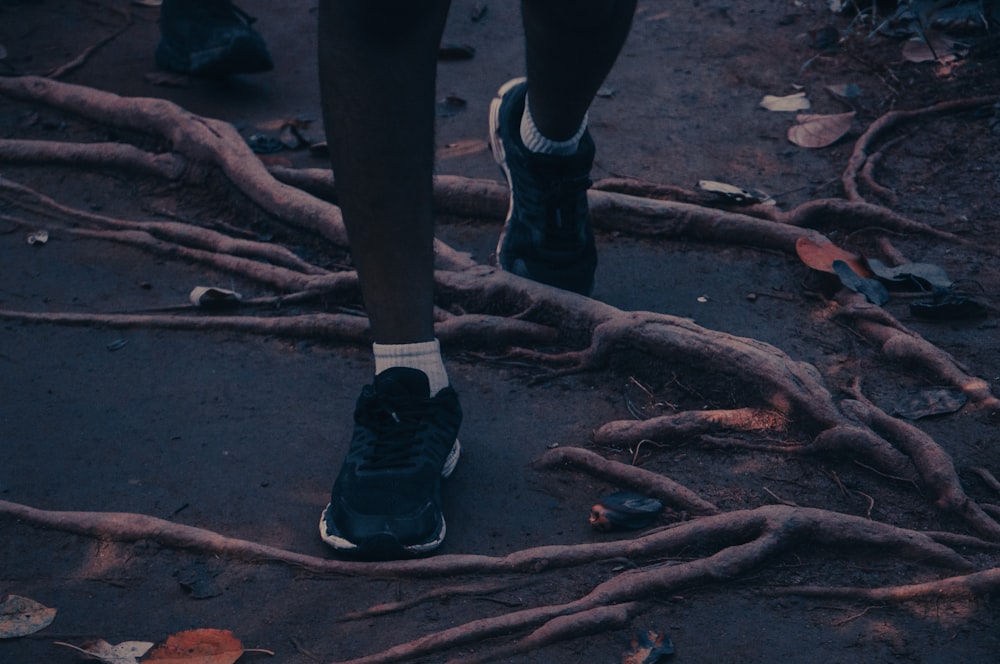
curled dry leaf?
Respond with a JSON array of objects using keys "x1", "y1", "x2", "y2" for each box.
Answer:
[
  {"x1": 759, "y1": 91, "x2": 810, "y2": 112},
  {"x1": 144, "y1": 629, "x2": 257, "y2": 664},
  {"x1": 0, "y1": 594, "x2": 56, "y2": 639},
  {"x1": 54, "y1": 639, "x2": 153, "y2": 664},
  {"x1": 26, "y1": 229, "x2": 49, "y2": 245},
  {"x1": 794, "y1": 236, "x2": 871, "y2": 277},
  {"x1": 787, "y1": 111, "x2": 855, "y2": 148},
  {"x1": 189, "y1": 287, "x2": 243, "y2": 308}
]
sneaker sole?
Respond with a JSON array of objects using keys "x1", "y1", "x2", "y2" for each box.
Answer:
[
  {"x1": 488, "y1": 77, "x2": 526, "y2": 271},
  {"x1": 318, "y1": 438, "x2": 462, "y2": 555}
]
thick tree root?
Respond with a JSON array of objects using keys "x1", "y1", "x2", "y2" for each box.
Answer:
[{"x1": 0, "y1": 497, "x2": 981, "y2": 663}]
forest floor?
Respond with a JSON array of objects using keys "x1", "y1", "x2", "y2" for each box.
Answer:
[{"x1": 1, "y1": 1, "x2": 1000, "y2": 662}]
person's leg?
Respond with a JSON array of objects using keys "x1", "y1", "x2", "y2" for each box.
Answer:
[
  {"x1": 489, "y1": 0, "x2": 636, "y2": 296},
  {"x1": 521, "y1": 0, "x2": 637, "y2": 141},
  {"x1": 317, "y1": 0, "x2": 460, "y2": 560},
  {"x1": 318, "y1": 0, "x2": 449, "y2": 346},
  {"x1": 157, "y1": 0, "x2": 273, "y2": 76}
]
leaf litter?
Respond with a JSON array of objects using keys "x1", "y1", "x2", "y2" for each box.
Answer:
[
  {"x1": 56, "y1": 629, "x2": 273, "y2": 663},
  {"x1": 54, "y1": 639, "x2": 154, "y2": 664},
  {"x1": 0, "y1": 594, "x2": 56, "y2": 638},
  {"x1": 787, "y1": 111, "x2": 855, "y2": 148}
]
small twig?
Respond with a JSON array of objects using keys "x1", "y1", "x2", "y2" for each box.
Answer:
[
  {"x1": 970, "y1": 467, "x2": 1000, "y2": 495},
  {"x1": 762, "y1": 487, "x2": 798, "y2": 507},
  {"x1": 831, "y1": 605, "x2": 883, "y2": 626},
  {"x1": 288, "y1": 637, "x2": 322, "y2": 663},
  {"x1": 631, "y1": 438, "x2": 668, "y2": 465},
  {"x1": 851, "y1": 460, "x2": 920, "y2": 486},
  {"x1": 45, "y1": 7, "x2": 133, "y2": 79},
  {"x1": 854, "y1": 490, "x2": 875, "y2": 519}
]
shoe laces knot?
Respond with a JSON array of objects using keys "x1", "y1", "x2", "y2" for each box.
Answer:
[{"x1": 358, "y1": 399, "x2": 427, "y2": 471}]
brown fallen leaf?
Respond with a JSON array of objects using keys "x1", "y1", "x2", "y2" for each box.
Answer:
[
  {"x1": 144, "y1": 629, "x2": 272, "y2": 663},
  {"x1": 794, "y1": 236, "x2": 871, "y2": 277},
  {"x1": 787, "y1": 111, "x2": 855, "y2": 148},
  {"x1": 0, "y1": 594, "x2": 57, "y2": 639},
  {"x1": 54, "y1": 638, "x2": 153, "y2": 663}
]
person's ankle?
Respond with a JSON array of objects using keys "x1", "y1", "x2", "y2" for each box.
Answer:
[{"x1": 373, "y1": 339, "x2": 449, "y2": 396}]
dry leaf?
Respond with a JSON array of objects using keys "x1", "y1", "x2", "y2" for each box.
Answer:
[
  {"x1": 54, "y1": 639, "x2": 153, "y2": 663},
  {"x1": 794, "y1": 236, "x2": 871, "y2": 277},
  {"x1": 26, "y1": 229, "x2": 49, "y2": 245},
  {"x1": 902, "y1": 34, "x2": 965, "y2": 63},
  {"x1": 825, "y1": 83, "x2": 861, "y2": 100},
  {"x1": 0, "y1": 595, "x2": 57, "y2": 638},
  {"x1": 623, "y1": 629, "x2": 675, "y2": 663},
  {"x1": 759, "y1": 91, "x2": 810, "y2": 112},
  {"x1": 189, "y1": 286, "x2": 242, "y2": 308},
  {"x1": 787, "y1": 111, "x2": 855, "y2": 148},
  {"x1": 696, "y1": 179, "x2": 771, "y2": 204},
  {"x1": 143, "y1": 629, "x2": 245, "y2": 664}
]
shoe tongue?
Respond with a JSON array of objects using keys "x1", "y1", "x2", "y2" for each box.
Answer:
[{"x1": 373, "y1": 367, "x2": 431, "y2": 400}]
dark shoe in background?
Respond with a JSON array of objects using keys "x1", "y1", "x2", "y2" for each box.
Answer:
[{"x1": 156, "y1": 0, "x2": 273, "y2": 77}]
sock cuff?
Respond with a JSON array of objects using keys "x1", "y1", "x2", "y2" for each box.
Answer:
[
  {"x1": 373, "y1": 339, "x2": 450, "y2": 395},
  {"x1": 520, "y1": 94, "x2": 588, "y2": 156},
  {"x1": 373, "y1": 339, "x2": 441, "y2": 361}
]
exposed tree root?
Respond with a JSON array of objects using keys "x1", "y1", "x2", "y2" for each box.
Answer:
[
  {"x1": 536, "y1": 447, "x2": 720, "y2": 516},
  {"x1": 1, "y1": 497, "x2": 981, "y2": 663},
  {"x1": 842, "y1": 95, "x2": 1000, "y2": 203},
  {"x1": 774, "y1": 568, "x2": 1000, "y2": 603},
  {"x1": 592, "y1": 407, "x2": 789, "y2": 446},
  {"x1": 2, "y1": 75, "x2": 998, "y2": 661}
]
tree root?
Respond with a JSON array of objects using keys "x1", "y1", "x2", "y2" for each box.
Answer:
[
  {"x1": 536, "y1": 446, "x2": 720, "y2": 516},
  {"x1": 592, "y1": 407, "x2": 789, "y2": 447},
  {"x1": 842, "y1": 95, "x2": 1000, "y2": 204},
  {"x1": 0, "y1": 496, "x2": 980, "y2": 663},
  {"x1": 773, "y1": 567, "x2": 1000, "y2": 603}
]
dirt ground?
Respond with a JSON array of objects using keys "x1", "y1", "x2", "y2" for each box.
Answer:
[{"x1": 2, "y1": 0, "x2": 1000, "y2": 662}]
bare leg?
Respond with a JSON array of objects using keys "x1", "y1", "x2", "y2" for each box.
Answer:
[
  {"x1": 317, "y1": 0, "x2": 451, "y2": 344},
  {"x1": 521, "y1": 0, "x2": 637, "y2": 140}
]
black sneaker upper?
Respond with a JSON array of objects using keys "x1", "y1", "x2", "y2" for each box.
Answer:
[
  {"x1": 156, "y1": 0, "x2": 274, "y2": 77},
  {"x1": 490, "y1": 78, "x2": 598, "y2": 296},
  {"x1": 321, "y1": 368, "x2": 462, "y2": 559}
]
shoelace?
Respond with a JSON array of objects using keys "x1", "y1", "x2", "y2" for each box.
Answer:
[
  {"x1": 218, "y1": 1, "x2": 259, "y2": 26},
  {"x1": 357, "y1": 400, "x2": 428, "y2": 472}
]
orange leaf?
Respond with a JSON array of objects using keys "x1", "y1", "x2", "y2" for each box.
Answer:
[
  {"x1": 143, "y1": 629, "x2": 244, "y2": 664},
  {"x1": 795, "y1": 237, "x2": 871, "y2": 277}
]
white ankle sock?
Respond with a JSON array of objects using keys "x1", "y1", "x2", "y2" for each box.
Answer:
[
  {"x1": 373, "y1": 339, "x2": 450, "y2": 396},
  {"x1": 520, "y1": 94, "x2": 588, "y2": 157}
]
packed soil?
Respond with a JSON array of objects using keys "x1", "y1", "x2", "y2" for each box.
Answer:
[{"x1": 2, "y1": 1, "x2": 999, "y2": 663}]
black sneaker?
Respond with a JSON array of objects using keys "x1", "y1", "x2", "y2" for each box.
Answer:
[
  {"x1": 489, "y1": 77, "x2": 598, "y2": 296},
  {"x1": 156, "y1": 0, "x2": 274, "y2": 77},
  {"x1": 319, "y1": 368, "x2": 462, "y2": 559}
]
